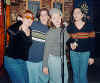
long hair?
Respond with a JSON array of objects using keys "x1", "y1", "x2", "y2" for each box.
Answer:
[
  {"x1": 70, "y1": 8, "x2": 87, "y2": 25},
  {"x1": 36, "y1": 8, "x2": 50, "y2": 20}
]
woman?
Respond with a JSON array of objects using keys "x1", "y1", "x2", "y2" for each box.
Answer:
[
  {"x1": 4, "y1": 10, "x2": 34, "y2": 83},
  {"x1": 67, "y1": 8, "x2": 95, "y2": 83},
  {"x1": 27, "y1": 8, "x2": 50, "y2": 83},
  {"x1": 43, "y1": 8, "x2": 69, "y2": 83}
]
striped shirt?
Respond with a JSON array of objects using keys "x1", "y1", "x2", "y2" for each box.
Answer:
[{"x1": 67, "y1": 22, "x2": 95, "y2": 58}]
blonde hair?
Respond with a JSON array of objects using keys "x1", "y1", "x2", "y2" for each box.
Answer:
[
  {"x1": 49, "y1": 8, "x2": 62, "y2": 17},
  {"x1": 49, "y1": 8, "x2": 63, "y2": 29}
]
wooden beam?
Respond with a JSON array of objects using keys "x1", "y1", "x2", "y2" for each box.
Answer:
[{"x1": 26, "y1": 0, "x2": 28, "y2": 9}]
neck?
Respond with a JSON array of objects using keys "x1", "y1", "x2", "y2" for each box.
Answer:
[
  {"x1": 21, "y1": 25, "x2": 29, "y2": 31},
  {"x1": 75, "y1": 20, "x2": 83, "y2": 23},
  {"x1": 41, "y1": 21, "x2": 47, "y2": 26}
]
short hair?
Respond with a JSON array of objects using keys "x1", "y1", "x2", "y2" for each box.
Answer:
[{"x1": 23, "y1": 10, "x2": 34, "y2": 20}]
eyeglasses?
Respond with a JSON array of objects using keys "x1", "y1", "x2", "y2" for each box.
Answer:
[{"x1": 25, "y1": 16, "x2": 34, "y2": 20}]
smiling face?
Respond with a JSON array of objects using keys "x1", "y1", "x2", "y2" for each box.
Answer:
[
  {"x1": 40, "y1": 10, "x2": 49, "y2": 25},
  {"x1": 51, "y1": 13, "x2": 62, "y2": 28},
  {"x1": 73, "y1": 8, "x2": 84, "y2": 21},
  {"x1": 23, "y1": 13, "x2": 33, "y2": 27}
]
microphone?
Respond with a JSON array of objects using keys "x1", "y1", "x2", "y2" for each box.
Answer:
[
  {"x1": 61, "y1": 21, "x2": 68, "y2": 31},
  {"x1": 63, "y1": 21, "x2": 68, "y2": 27}
]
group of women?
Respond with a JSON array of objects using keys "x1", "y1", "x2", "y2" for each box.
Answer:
[{"x1": 4, "y1": 2, "x2": 95, "y2": 83}]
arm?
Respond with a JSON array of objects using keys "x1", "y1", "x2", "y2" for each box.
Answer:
[
  {"x1": 88, "y1": 25, "x2": 96, "y2": 65},
  {"x1": 43, "y1": 33, "x2": 49, "y2": 67},
  {"x1": 43, "y1": 31, "x2": 51, "y2": 74},
  {"x1": 66, "y1": 25, "x2": 77, "y2": 50},
  {"x1": 8, "y1": 21, "x2": 22, "y2": 36}
]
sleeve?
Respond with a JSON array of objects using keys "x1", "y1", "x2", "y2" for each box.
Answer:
[
  {"x1": 43, "y1": 32, "x2": 50, "y2": 68},
  {"x1": 30, "y1": 21, "x2": 38, "y2": 30},
  {"x1": 64, "y1": 30, "x2": 70, "y2": 51},
  {"x1": 88, "y1": 24, "x2": 96, "y2": 58},
  {"x1": 25, "y1": 35, "x2": 32, "y2": 48},
  {"x1": 66, "y1": 24, "x2": 73, "y2": 33},
  {"x1": 66, "y1": 25, "x2": 77, "y2": 44},
  {"x1": 8, "y1": 26, "x2": 16, "y2": 36},
  {"x1": 8, "y1": 21, "x2": 22, "y2": 36}
]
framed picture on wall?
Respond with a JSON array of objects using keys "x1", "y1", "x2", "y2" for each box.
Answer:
[
  {"x1": 28, "y1": 0, "x2": 40, "y2": 18},
  {"x1": 10, "y1": 0, "x2": 19, "y2": 5},
  {"x1": 53, "y1": 2, "x2": 63, "y2": 12},
  {"x1": 51, "y1": 0, "x2": 64, "y2": 15}
]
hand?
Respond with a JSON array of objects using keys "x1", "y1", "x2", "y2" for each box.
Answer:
[
  {"x1": 43, "y1": 67, "x2": 48, "y2": 75},
  {"x1": 25, "y1": 30, "x2": 30, "y2": 36},
  {"x1": 70, "y1": 42, "x2": 78, "y2": 50},
  {"x1": 63, "y1": 21, "x2": 69, "y2": 27},
  {"x1": 88, "y1": 58, "x2": 94, "y2": 65}
]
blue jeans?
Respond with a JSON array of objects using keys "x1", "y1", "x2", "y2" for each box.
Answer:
[
  {"x1": 4, "y1": 56, "x2": 28, "y2": 83},
  {"x1": 26, "y1": 61, "x2": 48, "y2": 83},
  {"x1": 48, "y1": 55, "x2": 68, "y2": 83},
  {"x1": 70, "y1": 51, "x2": 90, "y2": 83}
]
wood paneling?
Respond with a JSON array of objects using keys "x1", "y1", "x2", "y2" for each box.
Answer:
[
  {"x1": 0, "y1": 0, "x2": 4, "y2": 68},
  {"x1": 10, "y1": 0, "x2": 26, "y2": 24},
  {"x1": 50, "y1": 0, "x2": 73, "y2": 22},
  {"x1": 6, "y1": 5, "x2": 10, "y2": 28},
  {"x1": 40, "y1": 0, "x2": 50, "y2": 9},
  {"x1": 0, "y1": 28, "x2": 4, "y2": 68},
  {"x1": 0, "y1": 1, "x2": 10, "y2": 68},
  {"x1": 0, "y1": 0, "x2": 4, "y2": 27},
  {"x1": 64, "y1": 1, "x2": 73, "y2": 22}
]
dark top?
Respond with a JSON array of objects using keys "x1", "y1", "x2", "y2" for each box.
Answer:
[
  {"x1": 28, "y1": 21, "x2": 49, "y2": 62},
  {"x1": 7, "y1": 21, "x2": 32, "y2": 60},
  {"x1": 67, "y1": 22, "x2": 95, "y2": 58}
]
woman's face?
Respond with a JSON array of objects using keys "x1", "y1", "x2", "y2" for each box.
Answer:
[
  {"x1": 51, "y1": 13, "x2": 62, "y2": 28},
  {"x1": 23, "y1": 13, "x2": 33, "y2": 27},
  {"x1": 40, "y1": 11, "x2": 49, "y2": 25},
  {"x1": 73, "y1": 8, "x2": 84, "y2": 21}
]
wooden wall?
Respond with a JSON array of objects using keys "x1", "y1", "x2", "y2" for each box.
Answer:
[
  {"x1": 0, "y1": 28, "x2": 4, "y2": 68},
  {"x1": 10, "y1": 0, "x2": 73, "y2": 24},
  {"x1": 0, "y1": 0, "x2": 10, "y2": 68},
  {"x1": 0, "y1": 0, "x2": 4, "y2": 68}
]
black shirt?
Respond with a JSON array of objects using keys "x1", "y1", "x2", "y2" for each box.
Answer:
[
  {"x1": 67, "y1": 22, "x2": 95, "y2": 58},
  {"x1": 7, "y1": 21, "x2": 32, "y2": 60}
]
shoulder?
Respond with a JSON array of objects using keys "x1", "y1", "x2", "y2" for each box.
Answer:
[
  {"x1": 86, "y1": 21, "x2": 95, "y2": 31},
  {"x1": 31, "y1": 21, "x2": 48, "y2": 30},
  {"x1": 67, "y1": 23, "x2": 74, "y2": 33},
  {"x1": 46, "y1": 28, "x2": 54, "y2": 35},
  {"x1": 30, "y1": 21, "x2": 39, "y2": 28}
]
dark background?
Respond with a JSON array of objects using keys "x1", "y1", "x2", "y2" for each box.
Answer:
[
  {"x1": 0, "y1": 0, "x2": 100, "y2": 83},
  {"x1": 93, "y1": 0, "x2": 100, "y2": 58}
]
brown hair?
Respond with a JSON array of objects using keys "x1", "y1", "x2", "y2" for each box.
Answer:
[
  {"x1": 37, "y1": 8, "x2": 50, "y2": 18},
  {"x1": 70, "y1": 8, "x2": 87, "y2": 24},
  {"x1": 23, "y1": 10, "x2": 34, "y2": 20}
]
